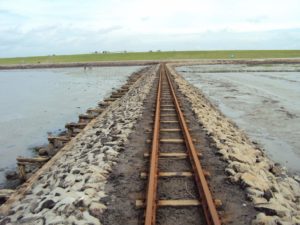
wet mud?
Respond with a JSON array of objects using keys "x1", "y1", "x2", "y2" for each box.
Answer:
[{"x1": 177, "y1": 65, "x2": 300, "y2": 175}]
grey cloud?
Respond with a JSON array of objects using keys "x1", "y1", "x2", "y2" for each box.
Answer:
[
  {"x1": 0, "y1": 9, "x2": 27, "y2": 19},
  {"x1": 0, "y1": 24, "x2": 125, "y2": 57},
  {"x1": 96, "y1": 26, "x2": 124, "y2": 34},
  {"x1": 1, "y1": 0, "x2": 300, "y2": 57},
  {"x1": 1, "y1": 28, "x2": 300, "y2": 57},
  {"x1": 141, "y1": 17, "x2": 150, "y2": 21},
  {"x1": 245, "y1": 16, "x2": 268, "y2": 23}
]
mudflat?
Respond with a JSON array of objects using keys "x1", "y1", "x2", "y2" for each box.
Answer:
[{"x1": 177, "y1": 64, "x2": 300, "y2": 175}]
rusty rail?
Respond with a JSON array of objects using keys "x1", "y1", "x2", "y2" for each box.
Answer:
[
  {"x1": 165, "y1": 65, "x2": 221, "y2": 225},
  {"x1": 144, "y1": 63, "x2": 221, "y2": 225},
  {"x1": 144, "y1": 65, "x2": 162, "y2": 225}
]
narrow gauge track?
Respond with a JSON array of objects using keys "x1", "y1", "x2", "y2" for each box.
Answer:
[{"x1": 140, "y1": 64, "x2": 221, "y2": 225}]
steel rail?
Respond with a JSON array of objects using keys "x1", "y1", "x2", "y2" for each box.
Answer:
[
  {"x1": 165, "y1": 65, "x2": 221, "y2": 225},
  {"x1": 144, "y1": 65, "x2": 162, "y2": 225}
]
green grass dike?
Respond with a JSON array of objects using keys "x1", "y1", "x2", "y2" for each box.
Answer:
[{"x1": 0, "y1": 50, "x2": 300, "y2": 65}]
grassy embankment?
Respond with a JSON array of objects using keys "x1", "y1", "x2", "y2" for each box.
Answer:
[{"x1": 0, "y1": 50, "x2": 300, "y2": 65}]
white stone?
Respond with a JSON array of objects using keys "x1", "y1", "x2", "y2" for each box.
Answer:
[
  {"x1": 84, "y1": 188, "x2": 97, "y2": 197},
  {"x1": 255, "y1": 202, "x2": 290, "y2": 218},
  {"x1": 105, "y1": 149, "x2": 119, "y2": 157},
  {"x1": 240, "y1": 172, "x2": 270, "y2": 191},
  {"x1": 89, "y1": 202, "x2": 107, "y2": 218},
  {"x1": 252, "y1": 213, "x2": 279, "y2": 225}
]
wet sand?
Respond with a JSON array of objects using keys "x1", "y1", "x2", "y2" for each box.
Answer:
[
  {"x1": 0, "y1": 66, "x2": 144, "y2": 188},
  {"x1": 177, "y1": 65, "x2": 300, "y2": 175}
]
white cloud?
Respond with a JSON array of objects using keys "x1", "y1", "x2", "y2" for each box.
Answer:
[{"x1": 0, "y1": 0, "x2": 300, "y2": 57}]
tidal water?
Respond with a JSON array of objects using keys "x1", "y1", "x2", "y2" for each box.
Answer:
[{"x1": 0, "y1": 66, "x2": 144, "y2": 187}]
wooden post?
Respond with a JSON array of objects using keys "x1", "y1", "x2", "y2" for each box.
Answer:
[{"x1": 18, "y1": 164, "x2": 26, "y2": 181}]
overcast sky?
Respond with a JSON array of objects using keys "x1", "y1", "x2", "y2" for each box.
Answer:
[{"x1": 0, "y1": 0, "x2": 300, "y2": 57}]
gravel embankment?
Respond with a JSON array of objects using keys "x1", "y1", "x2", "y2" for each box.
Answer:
[
  {"x1": 0, "y1": 65, "x2": 158, "y2": 225},
  {"x1": 168, "y1": 64, "x2": 300, "y2": 225}
]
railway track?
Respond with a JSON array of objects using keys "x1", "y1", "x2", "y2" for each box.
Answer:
[{"x1": 138, "y1": 64, "x2": 221, "y2": 225}]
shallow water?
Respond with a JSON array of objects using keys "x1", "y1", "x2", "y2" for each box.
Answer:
[
  {"x1": 0, "y1": 66, "x2": 144, "y2": 187},
  {"x1": 177, "y1": 66, "x2": 300, "y2": 174}
]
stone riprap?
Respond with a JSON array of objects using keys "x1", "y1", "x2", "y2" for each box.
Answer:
[
  {"x1": 168, "y1": 64, "x2": 300, "y2": 225},
  {"x1": 0, "y1": 65, "x2": 158, "y2": 225}
]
